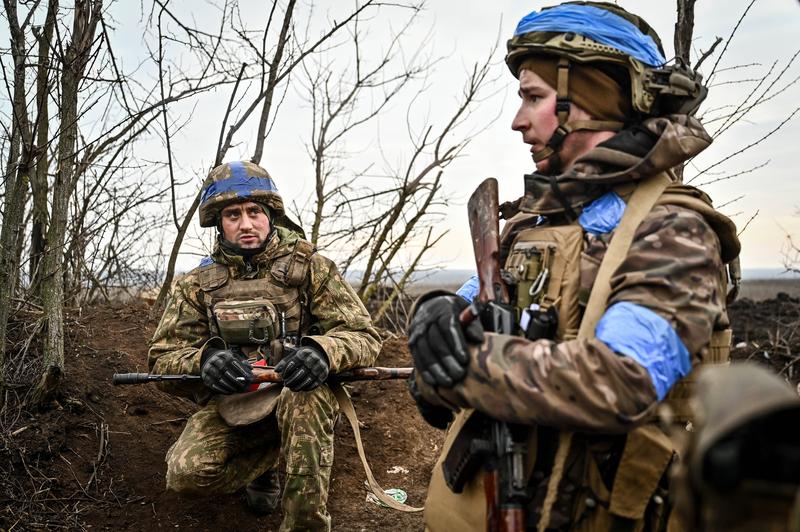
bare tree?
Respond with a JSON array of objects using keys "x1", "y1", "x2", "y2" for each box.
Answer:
[
  {"x1": 34, "y1": 0, "x2": 104, "y2": 403},
  {"x1": 680, "y1": 0, "x2": 799, "y2": 188},
  {"x1": 288, "y1": 10, "x2": 499, "y2": 327},
  {"x1": 295, "y1": 7, "x2": 431, "y2": 246},
  {"x1": 0, "y1": 0, "x2": 45, "y2": 394},
  {"x1": 0, "y1": 0, "x2": 240, "y2": 402},
  {"x1": 150, "y1": 0, "x2": 409, "y2": 314}
]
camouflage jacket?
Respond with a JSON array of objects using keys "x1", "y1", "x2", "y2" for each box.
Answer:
[
  {"x1": 419, "y1": 115, "x2": 740, "y2": 433},
  {"x1": 149, "y1": 227, "x2": 381, "y2": 401}
]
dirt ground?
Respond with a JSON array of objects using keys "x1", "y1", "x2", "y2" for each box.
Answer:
[
  {"x1": 1, "y1": 304, "x2": 439, "y2": 531},
  {"x1": 1, "y1": 289, "x2": 798, "y2": 531}
]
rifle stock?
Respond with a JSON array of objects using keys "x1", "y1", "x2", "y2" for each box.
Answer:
[{"x1": 457, "y1": 178, "x2": 527, "y2": 532}]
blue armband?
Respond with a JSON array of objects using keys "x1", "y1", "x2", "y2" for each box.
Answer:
[
  {"x1": 595, "y1": 301, "x2": 691, "y2": 400},
  {"x1": 456, "y1": 275, "x2": 480, "y2": 303}
]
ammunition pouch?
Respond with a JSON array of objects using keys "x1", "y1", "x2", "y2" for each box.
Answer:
[
  {"x1": 443, "y1": 411, "x2": 492, "y2": 493},
  {"x1": 503, "y1": 223, "x2": 584, "y2": 341}
]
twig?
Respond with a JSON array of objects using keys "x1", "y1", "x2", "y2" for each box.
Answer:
[
  {"x1": 149, "y1": 416, "x2": 187, "y2": 426},
  {"x1": 737, "y1": 209, "x2": 759, "y2": 236},
  {"x1": 695, "y1": 36, "x2": 722, "y2": 71}
]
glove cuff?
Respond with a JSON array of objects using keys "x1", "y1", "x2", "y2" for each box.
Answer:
[
  {"x1": 200, "y1": 337, "x2": 236, "y2": 367},
  {"x1": 298, "y1": 338, "x2": 329, "y2": 365},
  {"x1": 407, "y1": 290, "x2": 461, "y2": 330}
]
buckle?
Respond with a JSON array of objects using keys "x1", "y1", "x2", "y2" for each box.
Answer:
[
  {"x1": 556, "y1": 98, "x2": 570, "y2": 114},
  {"x1": 548, "y1": 125, "x2": 569, "y2": 147}
]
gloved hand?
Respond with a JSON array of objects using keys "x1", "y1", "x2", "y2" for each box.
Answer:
[
  {"x1": 200, "y1": 347, "x2": 253, "y2": 394},
  {"x1": 408, "y1": 295, "x2": 484, "y2": 388},
  {"x1": 275, "y1": 345, "x2": 330, "y2": 392},
  {"x1": 407, "y1": 373, "x2": 453, "y2": 430}
]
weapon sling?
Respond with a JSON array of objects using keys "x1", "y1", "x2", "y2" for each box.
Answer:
[
  {"x1": 537, "y1": 171, "x2": 672, "y2": 532},
  {"x1": 113, "y1": 368, "x2": 423, "y2": 512},
  {"x1": 331, "y1": 383, "x2": 423, "y2": 512}
]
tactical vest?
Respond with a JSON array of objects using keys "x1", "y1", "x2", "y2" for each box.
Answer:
[
  {"x1": 196, "y1": 239, "x2": 315, "y2": 361},
  {"x1": 424, "y1": 175, "x2": 740, "y2": 532}
]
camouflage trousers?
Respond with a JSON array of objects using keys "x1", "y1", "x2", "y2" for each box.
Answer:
[{"x1": 165, "y1": 384, "x2": 338, "y2": 531}]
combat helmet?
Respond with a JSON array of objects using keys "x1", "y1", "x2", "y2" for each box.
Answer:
[
  {"x1": 672, "y1": 363, "x2": 800, "y2": 531},
  {"x1": 199, "y1": 160, "x2": 304, "y2": 235},
  {"x1": 507, "y1": 1, "x2": 707, "y2": 165}
]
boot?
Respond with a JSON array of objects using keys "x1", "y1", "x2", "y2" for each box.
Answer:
[{"x1": 245, "y1": 468, "x2": 281, "y2": 514}]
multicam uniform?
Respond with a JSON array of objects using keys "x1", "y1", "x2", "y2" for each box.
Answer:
[
  {"x1": 409, "y1": 3, "x2": 742, "y2": 530},
  {"x1": 150, "y1": 208, "x2": 380, "y2": 529},
  {"x1": 418, "y1": 112, "x2": 740, "y2": 530}
]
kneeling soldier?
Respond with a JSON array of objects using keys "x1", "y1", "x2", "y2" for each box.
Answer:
[{"x1": 149, "y1": 161, "x2": 381, "y2": 531}]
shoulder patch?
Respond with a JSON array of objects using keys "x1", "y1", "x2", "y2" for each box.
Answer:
[{"x1": 199, "y1": 256, "x2": 214, "y2": 267}]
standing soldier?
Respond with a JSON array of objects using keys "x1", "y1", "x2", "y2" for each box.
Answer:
[
  {"x1": 149, "y1": 161, "x2": 381, "y2": 531},
  {"x1": 408, "y1": 2, "x2": 741, "y2": 530}
]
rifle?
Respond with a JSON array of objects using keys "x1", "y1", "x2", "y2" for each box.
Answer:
[
  {"x1": 453, "y1": 177, "x2": 528, "y2": 532},
  {"x1": 112, "y1": 366, "x2": 413, "y2": 386}
]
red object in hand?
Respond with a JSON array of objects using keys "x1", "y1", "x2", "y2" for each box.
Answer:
[{"x1": 246, "y1": 358, "x2": 272, "y2": 392}]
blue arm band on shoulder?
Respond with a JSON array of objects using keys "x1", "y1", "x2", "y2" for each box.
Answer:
[
  {"x1": 514, "y1": 5, "x2": 665, "y2": 66},
  {"x1": 456, "y1": 275, "x2": 480, "y2": 303},
  {"x1": 595, "y1": 301, "x2": 691, "y2": 401},
  {"x1": 199, "y1": 256, "x2": 214, "y2": 267},
  {"x1": 578, "y1": 191, "x2": 626, "y2": 235}
]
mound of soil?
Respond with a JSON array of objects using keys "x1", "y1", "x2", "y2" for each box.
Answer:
[
  {"x1": 729, "y1": 292, "x2": 800, "y2": 382},
  {"x1": 2, "y1": 304, "x2": 441, "y2": 531}
]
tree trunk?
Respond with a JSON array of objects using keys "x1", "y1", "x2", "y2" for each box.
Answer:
[
  {"x1": 30, "y1": 0, "x2": 58, "y2": 290},
  {"x1": 0, "y1": 153, "x2": 31, "y2": 391},
  {"x1": 674, "y1": 0, "x2": 695, "y2": 66},
  {"x1": 673, "y1": 0, "x2": 696, "y2": 182},
  {"x1": 0, "y1": 0, "x2": 34, "y2": 394},
  {"x1": 33, "y1": 0, "x2": 101, "y2": 405}
]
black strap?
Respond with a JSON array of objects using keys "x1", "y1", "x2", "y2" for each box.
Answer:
[{"x1": 548, "y1": 173, "x2": 579, "y2": 221}]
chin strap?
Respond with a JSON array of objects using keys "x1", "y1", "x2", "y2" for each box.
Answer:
[{"x1": 532, "y1": 58, "x2": 625, "y2": 172}]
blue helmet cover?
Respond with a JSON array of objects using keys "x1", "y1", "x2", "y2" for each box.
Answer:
[
  {"x1": 200, "y1": 161, "x2": 279, "y2": 204},
  {"x1": 514, "y1": 4, "x2": 665, "y2": 67}
]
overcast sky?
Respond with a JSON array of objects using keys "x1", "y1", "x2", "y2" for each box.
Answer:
[{"x1": 28, "y1": 1, "x2": 800, "y2": 274}]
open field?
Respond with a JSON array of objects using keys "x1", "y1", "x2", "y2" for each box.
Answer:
[{"x1": 738, "y1": 279, "x2": 800, "y2": 301}]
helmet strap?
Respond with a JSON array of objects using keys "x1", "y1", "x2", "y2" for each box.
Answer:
[{"x1": 534, "y1": 58, "x2": 625, "y2": 174}]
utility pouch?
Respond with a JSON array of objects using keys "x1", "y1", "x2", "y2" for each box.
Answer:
[
  {"x1": 503, "y1": 224, "x2": 583, "y2": 341},
  {"x1": 270, "y1": 239, "x2": 315, "y2": 286},
  {"x1": 442, "y1": 411, "x2": 491, "y2": 493},
  {"x1": 663, "y1": 328, "x2": 732, "y2": 424},
  {"x1": 212, "y1": 298, "x2": 279, "y2": 346},
  {"x1": 608, "y1": 424, "x2": 674, "y2": 521},
  {"x1": 574, "y1": 425, "x2": 674, "y2": 531}
]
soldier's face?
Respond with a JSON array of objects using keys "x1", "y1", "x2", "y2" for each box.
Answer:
[
  {"x1": 220, "y1": 201, "x2": 271, "y2": 248},
  {"x1": 511, "y1": 69, "x2": 604, "y2": 173}
]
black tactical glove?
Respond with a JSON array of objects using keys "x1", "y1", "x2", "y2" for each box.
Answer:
[
  {"x1": 408, "y1": 295, "x2": 484, "y2": 388},
  {"x1": 200, "y1": 347, "x2": 253, "y2": 394},
  {"x1": 275, "y1": 345, "x2": 330, "y2": 392},
  {"x1": 407, "y1": 372, "x2": 453, "y2": 430}
]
